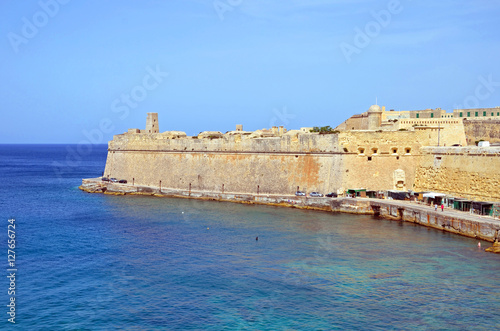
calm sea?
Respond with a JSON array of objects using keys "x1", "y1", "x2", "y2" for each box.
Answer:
[{"x1": 0, "y1": 144, "x2": 499, "y2": 330}]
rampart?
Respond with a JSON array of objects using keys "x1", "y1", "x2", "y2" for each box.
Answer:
[
  {"x1": 414, "y1": 146, "x2": 500, "y2": 201},
  {"x1": 101, "y1": 128, "x2": 500, "y2": 202},
  {"x1": 103, "y1": 130, "x2": 431, "y2": 196},
  {"x1": 338, "y1": 131, "x2": 426, "y2": 191},
  {"x1": 104, "y1": 133, "x2": 346, "y2": 195}
]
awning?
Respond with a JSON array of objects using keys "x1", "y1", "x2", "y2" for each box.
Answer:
[
  {"x1": 422, "y1": 192, "x2": 446, "y2": 199},
  {"x1": 388, "y1": 190, "x2": 409, "y2": 200},
  {"x1": 472, "y1": 201, "x2": 493, "y2": 208},
  {"x1": 348, "y1": 188, "x2": 366, "y2": 192}
]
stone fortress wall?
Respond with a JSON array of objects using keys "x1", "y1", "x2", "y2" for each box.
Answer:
[
  {"x1": 338, "y1": 131, "x2": 427, "y2": 192},
  {"x1": 102, "y1": 108, "x2": 500, "y2": 202},
  {"x1": 104, "y1": 130, "x2": 347, "y2": 195},
  {"x1": 414, "y1": 147, "x2": 500, "y2": 201},
  {"x1": 104, "y1": 129, "x2": 435, "y2": 196}
]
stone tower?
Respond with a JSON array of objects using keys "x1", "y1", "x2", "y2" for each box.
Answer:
[
  {"x1": 145, "y1": 113, "x2": 159, "y2": 133},
  {"x1": 367, "y1": 105, "x2": 382, "y2": 130}
]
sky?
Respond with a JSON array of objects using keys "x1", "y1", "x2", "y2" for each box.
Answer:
[{"x1": 1, "y1": 0, "x2": 500, "y2": 143}]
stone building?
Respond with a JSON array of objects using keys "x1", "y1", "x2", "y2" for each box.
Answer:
[
  {"x1": 453, "y1": 107, "x2": 500, "y2": 119},
  {"x1": 334, "y1": 104, "x2": 494, "y2": 146},
  {"x1": 145, "y1": 112, "x2": 159, "y2": 133}
]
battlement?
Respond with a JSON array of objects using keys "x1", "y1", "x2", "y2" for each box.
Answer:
[{"x1": 110, "y1": 130, "x2": 341, "y2": 154}]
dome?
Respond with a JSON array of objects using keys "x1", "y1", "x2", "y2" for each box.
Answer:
[{"x1": 368, "y1": 105, "x2": 381, "y2": 113}]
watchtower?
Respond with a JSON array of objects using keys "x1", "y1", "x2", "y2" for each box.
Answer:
[
  {"x1": 145, "y1": 113, "x2": 159, "y2": 133},
  {"x1": 367, "y1": 105, "x2": 382, "y2": 130}
]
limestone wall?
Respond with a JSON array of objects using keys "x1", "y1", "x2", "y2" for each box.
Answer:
[
  {"x1": 109, "y1": 132, "x2": 341, "y2": 153},
  {"x1": 414, "y1": 147, "x2": 500, "y2": 201},
  {"x1": 338, "y1": 131, "x2": 426, "y2": 154},
  {"x1": 463, "y1": 119, "x2": 500, "y2": 145},
  {"x1": 104, "y1": 133, "x2": 345, "y2": 195},
  {"x1": 101, "y1": 129, "x2": 500, "y2": 201},
  {"x1": 104, "y1": 151, "x2": 345, "y2": 195},
  {"x1": 104, "y1": 131, "x2": 431, "y2": 195},
  {"x1": 338, "y1": 131, "x2": 424, "y2": 191},
  {"x1": 334, "y1": 114, "x2": 368, "y2": 131},
  {"x1": 398, "y1": 118, "x2": 466, "y2": 146}
]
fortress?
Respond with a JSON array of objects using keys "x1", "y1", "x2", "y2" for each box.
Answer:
[{"x1": 96, "y1": 106, "x2": 500, "y2": 202}]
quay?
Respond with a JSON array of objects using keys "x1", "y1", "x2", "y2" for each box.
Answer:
[{"x1": 80, "y1": 178, "x2": 500, "y2": 243}]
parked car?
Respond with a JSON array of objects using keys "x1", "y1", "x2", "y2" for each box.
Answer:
[
  {"x1": 325, "y1": 192, "x2": 338, "y2": 198},
  {"x1": 295, "y1": 191, "x2": 306, "y2": 196},
  {"x1": 110, "y1": 178, "x2": 118, "y2": 182},
  {"x1": 101, "y1": 177, "x2": 109, "y2": 182},
  {"x1": 309, "y1": 192, "x2": 323, "y2": 197},
  {"x1": 119, "y1": 179, "x2": 127, "y2": 184}
]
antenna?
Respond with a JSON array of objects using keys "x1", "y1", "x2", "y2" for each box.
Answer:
[{"x1": 375, "y1": 97, "x2": 378, "y2": 105}]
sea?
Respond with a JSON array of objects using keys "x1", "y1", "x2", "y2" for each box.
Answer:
[{"x1": 0, "y1": 144, "x2": 499, "y2": 330}]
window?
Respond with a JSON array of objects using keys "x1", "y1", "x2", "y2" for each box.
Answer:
[
  {"x1": 475, "y1": 112, "x2": 478, "y2": 117},
  {"x1": 372, "y1": 148, "x2": 378, "y2": 155},
  {"x1": 416, "y1": 114, "x2": 419, "y2": 118},
  {"x1": 392, "y1": 148, "x2": 398, "y2": 154},
  {"x1": 367, "y1": 156, "x2": 372, "y2": 161},
  {"x1": 358, "y1": 148, "x2": 365, "y2": 155},
  {"x1": 431, "y1": 113, "x2": 434, "y2": 118},
  {"x1": 492, "y1": 112, "x2": 494, "y2": 116},
  {"x1": 460, "y1": 112, "x2": 463, "y2": 117},
  {"x1": 467, "y1": 112, "x2": 470, "y2": 117},
  {"x1": 405, "y1": 148, "x2": 411, "y2": 154},
  {"x1": 483, "y1": 111, "x2": 486, "y2": 116}
]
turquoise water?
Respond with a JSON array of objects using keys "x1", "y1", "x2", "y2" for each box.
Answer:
[{"x1": 0, "y1": 145, "x2": 499, "y2": 329}]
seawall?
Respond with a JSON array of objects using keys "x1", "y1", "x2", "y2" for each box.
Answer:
[
  {"x1": 80, "y1": 178, "x2": 500, "y2": 243},
  {"x1": 104, "y1": 133, "x2": 345, "y2": 195},
  {"x1": 102, "y1": 130, "x2": 439, "y2": 197}
]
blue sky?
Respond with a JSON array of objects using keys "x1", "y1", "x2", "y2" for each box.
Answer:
[{"x1": 1, "y1": 0, "x2": 500, "y2": 143}]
